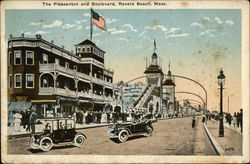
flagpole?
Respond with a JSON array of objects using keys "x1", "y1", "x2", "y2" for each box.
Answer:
[{"x1": 90, "y1": 9, "x2": 93, "y2": 41}]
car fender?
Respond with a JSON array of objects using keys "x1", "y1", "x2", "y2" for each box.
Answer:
[
  {"x1": 76, "y1": 132, "x2": 87, "y2": 139},
  {"x1": 118, "y1": 128, "x2": 132, "y2": 135}
]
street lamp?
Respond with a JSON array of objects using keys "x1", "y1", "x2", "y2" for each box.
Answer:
[{"x1": 217, "y1": 69, "x2": 225, "y2": 137}]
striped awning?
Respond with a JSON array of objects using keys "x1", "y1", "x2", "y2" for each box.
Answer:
[{"x1": 8, "y1": 102, "x2": 32, "y2": 111}]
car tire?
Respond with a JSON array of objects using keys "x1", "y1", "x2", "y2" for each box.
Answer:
[
  {"x1": 40, "y1": 137, "x2": 53, "y2": 151},
  {"x1": 145, "y1": 126, "x2": 153, "y2": 137},
  {"x1": 107, "y1": 128, "x2": 116, "y2": 138},
  {"x1": 73, "y1": 134, "x2": 86, "y2": 148},
  {"x1": 118, "y1": 130, "x2": 129, "y2": 143},
  {"x1": 29, "y1": 136, "x2": 40, "y2": 149}
]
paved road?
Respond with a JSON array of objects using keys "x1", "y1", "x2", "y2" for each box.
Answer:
[{"x1": 8, "y1": 117, "x2": 217, "y2": 155}]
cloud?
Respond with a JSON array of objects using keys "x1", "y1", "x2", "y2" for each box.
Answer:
[
  {"x1": 117, "y1": 37, "x2": 129, "y2": 42},
  {"x1": 214, "y1": 17, "x2": 223, "y2": 24},
  {"x1": 166, "y1": 33, "x2": 190, "y2": 38},
  {"x1": 30, "y1": 21, "x2": 44, "y2": 26},
  {"x1": 63, "y1": 21, "x2": 83, "y2": 30},
  {"x1": 191, "y1": 22, "x2": 203, "y2": 27},
  {"x1": 111, "y1": 30, "x2": 127, "y2": 34},
  {"x1": 108, "y1": 28, "x2": 116, "y2": 32},
  {"x1": 23, "y1": 30, "x2": 50, "y2": 36},
  {"x1": 165, "y1": 27, "x2": 180, "y2": 34},
  {"x1": 225, "y1": 20, "x2": 234, "y2": 25},
  {"x1": 83, "y1": 13, "x2": 90, "y2": 17},
  {"x1": 75, "y1": 19, "x2": 87, "y2": 24},
  {"x1": 43, "y1": 20, "x2": 63, "y2": 28},
  {"x1": 106, "y1": 18, "x2": 119, "y2": 24},
  {"x1": 145, "y1": 25, "x2": 168, "y2": 32},
  {"x1": 200, "y1": 29, "x2": 217, "y2": 35},
  {"x1": 203, "y1": 17, "x2": 210, "y2": 21},
  {"x1": 139, "y1": 30, "x2": 146, "y2": 37},
  {"x1": 123, "y1": 24, "x2": 138, "y2": 32}
]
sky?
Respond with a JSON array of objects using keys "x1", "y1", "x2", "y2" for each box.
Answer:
[{"x1": 5, "y1": 9, "x2": 242, "y2": 114}]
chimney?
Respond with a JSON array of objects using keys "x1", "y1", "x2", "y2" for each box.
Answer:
[
  {"x1": 51, "y1": 40, "x2": 54, "y2": 44},
  {"x1": 21, "y1": 33, "x2": 24, "y2": 38}
]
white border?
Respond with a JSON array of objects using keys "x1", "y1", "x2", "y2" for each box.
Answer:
[{"x1": 1, "y1": 1, "x2": 249, "y2": 163}]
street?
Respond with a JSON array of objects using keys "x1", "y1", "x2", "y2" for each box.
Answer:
[{"x1": 8, "y1": 117, "x2": 217, "y2": 155}]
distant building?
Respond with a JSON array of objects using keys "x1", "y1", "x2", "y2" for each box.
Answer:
[{"x1": 8, "y1": 34, "x2": 121, "y2": 118}]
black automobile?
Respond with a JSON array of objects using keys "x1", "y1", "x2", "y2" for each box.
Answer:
[
  {"x1": 107, "y1": 119, "x2": 154, "y2": 143},
  {"x1": 29, "y1": 118, "x2": 87, "y2": 151}
]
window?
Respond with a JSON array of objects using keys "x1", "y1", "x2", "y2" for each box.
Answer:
[
  {"x1": 26, "y1": 74, "x2": 34, "y2": 88},
  {"x1": 78, "y1": 48, "x2": 81, "y2": 53},
  {"x1": 26, "y1": 51, "x2": 34, "y2": 65},
  {"x1": 43, "y1": 54, "x2": 48, "y2": 64},
  {"x1": 82, "y1": 48, "x2": 85, "y2": 52},
  {"x1": 9, "y1": 74, "x2": 12, "y2": 88},
  {"x1": 87, "y1": 48, "x2": 90, "y2": 52},
  {"x1": 14, "y1": 51, "x2": 21, "y2": 65},
  {"x1": 65, "y1": 62, "x2": 69, "y2": 68},
  {"x1": 8, "y1": 52, "x2": 12, "y2": 65},
  {"x1": 74, "y1": 65, "x2": 78, "y2": 71},
  {"x1": 55, "y1": 58, "x2": 59, "y2": 65},
  {"x1": 14, "y1": 74, "x2": 22, "y2": 88}
]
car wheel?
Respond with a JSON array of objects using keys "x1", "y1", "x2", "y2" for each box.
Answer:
[
  {"x1": 73, "y1": 134, "x2": 86, "y2": 148},
  {"x1": 145, "y1": 127, "x2": 153, "y2": 137},
  {"x1": 118, "y1": 130, "x2": 129, "y2": 143},
  {"x1": 29, "y1": 136, "x2": 40, "y2": 149},
  {"x1": 107, "y1": 128, "x2": 116, "y2": 138},
  {"x1": 40, "y1": 137, "x2": 53, "y2": 152}
]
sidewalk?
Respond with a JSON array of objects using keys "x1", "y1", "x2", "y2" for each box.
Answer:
[
  {"x1": 205, "y1": 120, "x2": 243, "y2": 155},
  {"x1": 8, "y1": 122, "x2": 112, "y2": 138}
]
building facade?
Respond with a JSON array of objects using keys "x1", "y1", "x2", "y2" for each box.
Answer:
[{"x1": 8, "y1": 34, "x2": 121, "y2": 118}]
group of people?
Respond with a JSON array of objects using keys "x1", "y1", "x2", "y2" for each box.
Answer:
[
  {"x1": 224, "y1": 109, "x2": 243, "y2": 132},
  {"x1": 8, "y1": 108, "x2": 37, "y2": 134}
]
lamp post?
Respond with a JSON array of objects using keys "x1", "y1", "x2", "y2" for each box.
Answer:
[{"x1": 217, "y1": 69, "x2": 225, "y2": 137}]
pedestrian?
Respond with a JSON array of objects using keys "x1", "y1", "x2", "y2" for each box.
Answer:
[
  {"x1": 14, "y1": 111, "x2": 22, "y2": 132},
  {"x1": 236, "y1": 112, "x2": 240, "y2": 127},
  {"x1": 192, "y1": 116, "x2": 196, "y2": 128},
  {"x1": 233, "y1": 112, "x2": 237, "y2": 127},
  {"x1": 26, "y1": 110, "x2": 31, "y2": 132},
  {"x1": 202, "y1": 114, "x2": 206, "y2": 123},
  {"x1": 228, "y1": 113, "x2": 232, "y2": 127},
  {"x1": 239, "y1": 109, "x2": 243, "y2": 133},
  {"x1": 29, "y1": 107, "x2": 37, "y2": 134},
  {"x1": 107, "y1": 112, "x2": 110, "y2": 123}
]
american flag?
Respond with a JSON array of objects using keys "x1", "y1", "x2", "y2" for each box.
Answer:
[{"x1": 91, "y1": 9, "x2": 107, "y2": 31}]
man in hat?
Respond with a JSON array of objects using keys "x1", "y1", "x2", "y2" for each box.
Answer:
[{"x1": 29, "y1": 107, "x2": 37, "y2": 134}]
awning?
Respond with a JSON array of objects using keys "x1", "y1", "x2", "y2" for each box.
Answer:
[{"x1": 8, "y1": 102, "x2": 32, "y2": 111}]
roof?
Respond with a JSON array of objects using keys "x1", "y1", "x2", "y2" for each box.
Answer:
[
  {"x1": 9, "y1": 102, "x2": 32, "y2": 110},
  {"x1": 163, "y1": 79, "x2": 175, "y2": 86},
  {"x1": 76, "y1": 39, "x2": 105, "y2": 53},
  {"x1": 152, "y1": 53, "x2": 158, "y2": 59},
  {"x1": 144, "y1": 65, "x2": 163, "y2": 74},
  {"x1": 77, "y1": 39, "x2": 96, "y2": 46}
]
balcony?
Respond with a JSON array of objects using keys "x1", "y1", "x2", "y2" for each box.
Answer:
[{"x1": 39, "y1": 87, "x2": 115, "y2": 102}]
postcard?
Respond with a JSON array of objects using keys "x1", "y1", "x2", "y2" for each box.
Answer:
[{"x1": 1, "y1": 0, "x2": 249, "y2": 163}]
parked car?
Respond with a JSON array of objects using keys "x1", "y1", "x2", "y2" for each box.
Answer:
[
  {"x1": 29, "y1": 118, "x2": 87, "y2": 151},
  {"x1": 107, "y1": 119, "x2": 154, "y2": 143}
]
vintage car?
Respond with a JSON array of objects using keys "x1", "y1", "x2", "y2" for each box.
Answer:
[
  {"x1": 29, "y1": 118, "x2": 87, "y2": 151},
  {"x1": 107, "y1": 119, "x2": 154, "y2": 143}
]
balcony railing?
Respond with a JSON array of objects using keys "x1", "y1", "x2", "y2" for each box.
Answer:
[
  {"x1": 39, "y1": 63, "x2": 113, "y2": 86},
  {"x1": 39, "y1": 87, "x2": 115, "y2": 102}
]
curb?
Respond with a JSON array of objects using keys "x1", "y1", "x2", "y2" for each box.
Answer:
[{"x1": 203, "y1": 123, "x2": 226, "y2": 156}]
